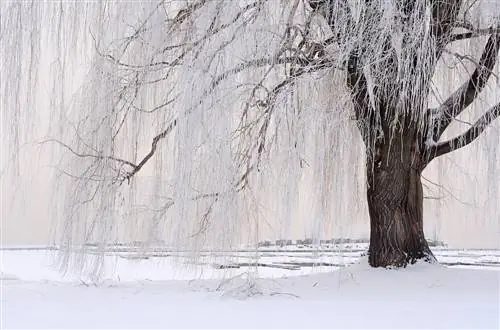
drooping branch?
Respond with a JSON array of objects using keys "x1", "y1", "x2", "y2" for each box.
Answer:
[
  {"x1": 428, "y1": 102, "x2": 500, "y2": 160},
  {"x1": 114, "y1": 36, "x2": 337, "y2": 186},
  {"x1": 431, "y1": 33, "x2": 500, "y2": 141},
  {"x1": 101, "y1": 1, "x2": 260, "y2": 71},
  {"x1": 234, "y1": 52, "x2": 335, "y2": 191}
]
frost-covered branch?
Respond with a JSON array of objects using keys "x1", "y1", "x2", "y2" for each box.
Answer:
[
  {"x1": 431, "y1": 33, "x2": 500, "y2": 141},
  {"x1": 429, "y1": 102, "x2": 500, "y2": 159}
]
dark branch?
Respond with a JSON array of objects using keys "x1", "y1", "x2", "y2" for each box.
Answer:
[
  {"x1": 451, "y1": 27, "x2": 500, "y2": 42},
  {"x1": 431, "y1": 33, "x2": 500, "y2": 141},
  {"x1": 123, "y1": 119, "x2": 177, "y2": 183},
  {"x1": 428, "y1": 102, "x2": 500, "y2": 160},
  {"x1": 210, "y1": 55, "x2": 318, "y2": 92},
  {"x1": 346, "y1": 48, "x2": 369, "y2": 120}
]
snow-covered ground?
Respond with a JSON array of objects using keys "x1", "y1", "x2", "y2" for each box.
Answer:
[{"x1": 1, "y1": 248, "x2": 499, "y2": 328}]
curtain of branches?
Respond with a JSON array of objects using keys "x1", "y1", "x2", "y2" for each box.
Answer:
[{"x1": 1, "y1": 1, "x2": 498, "y2": 277}]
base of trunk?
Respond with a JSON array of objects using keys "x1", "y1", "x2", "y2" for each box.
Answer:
[{"x1": 368, "y1": 239, "x2": 436, "y2": 268}]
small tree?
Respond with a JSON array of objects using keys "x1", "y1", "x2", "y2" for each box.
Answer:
[{"x1": 4, "y1": 1, "x2": 498, "y2": 270}]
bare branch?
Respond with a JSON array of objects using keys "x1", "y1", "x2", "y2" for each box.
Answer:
[
  {"x1": 129, "y1": 96, "x2": 178, "y2": 114},
  {"x1": 40, "y1": 138, "x2": 137, "y2": 169},
  {"x1": 442, "y1": 49, "x2": 499, "y2": 81},
  {"x1": 122, "y1": 119, "x2": 177, "y2": 183},
  {"x1": 429, "y1": 102, "x2": 500, "y2": 160},
  {"x1": 431, "y1": 33, "x2": 500, "y2": 140},
  {"x1": 100, "y1": 1, "x2": 259, "y2": 72},
  {"x1": 209, "y1": 53, "x2": 335, "y2": 95},
  {"x1": 451, "y1": 27, "x2": 500, "y2": 42}
]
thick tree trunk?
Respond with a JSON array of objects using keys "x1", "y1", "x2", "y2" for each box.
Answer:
[{"x1": 366, "y1": 139, "x2": 436, "y2": 268}]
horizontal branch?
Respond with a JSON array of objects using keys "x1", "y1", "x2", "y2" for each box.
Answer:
[
  {"x1": 432, "y1": 33, "x2": 500, "y2": 140},
  {"x1": 210, "y1": 52, "x2": 335, "y2": 93},
  {"x1": 429, "y1": 102, "x2": 500, "y2": 160},
  {"x1": 451, "y1": 27, "x2": 500, "y2": 42},
  {"x1": 40, "y1": 138, "x2": 137, "y2": 169}
]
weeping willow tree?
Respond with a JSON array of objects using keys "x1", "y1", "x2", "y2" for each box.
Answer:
[{"x1": 1, "y1": 0, "x2": 499, "y2": 272}]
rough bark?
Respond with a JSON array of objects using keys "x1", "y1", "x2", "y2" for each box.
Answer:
[{"x1": 366, "y1": 131, "x2": 435, "y2": 268}]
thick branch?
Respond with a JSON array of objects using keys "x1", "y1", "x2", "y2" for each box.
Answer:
[
  {"x1": 346, "y1": 46, "x2": 370, "y2": 120},
  {"x1": 451, "y1": 27, "x2": 500, "y2": 42},
  {"x1": 429, "y1": 102, "x2": 500, "y2": 160},
  {"x1": 432, "y1": 33, "x2": 500, "y2": 140}
]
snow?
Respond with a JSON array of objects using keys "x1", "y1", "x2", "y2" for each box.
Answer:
[{"x1": 1, "y1": 249, "x2": 499, "y2": 329}]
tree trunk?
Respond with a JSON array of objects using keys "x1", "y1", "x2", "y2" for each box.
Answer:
[{"x1": 366, "y1": 138, "x2": 436, "y2": 268}]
